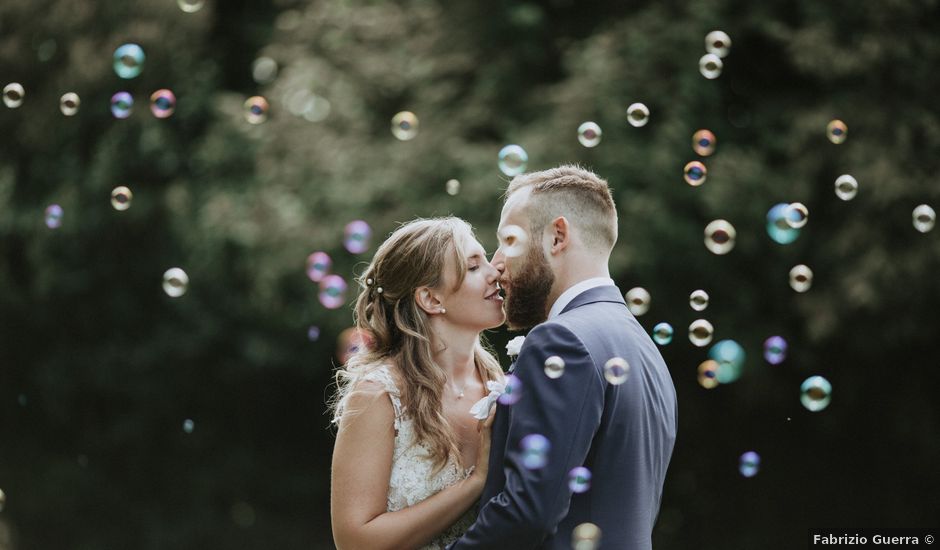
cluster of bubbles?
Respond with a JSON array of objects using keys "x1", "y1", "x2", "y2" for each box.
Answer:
[
  {"x1": 707, "y1": 339, "x2": 746, "y2": 384},
  {"x1": 577, "y1": 121, "x2": 602, "y2": 148},
  {"x1": 520, "y1": 433, "x2": 551, "y2": 469},
  {"x1": 739, "y1": 451, "x2": 760, "y2": 477},
  {"x1": 498, "y1": 144, "x2": 528, "y2": 176},
  {"x1": 163, "y1": 267, "x2": 190, "y2": 298},
  {"x1": 699, "y1": 30, "x2": 731, "y2": 79},
  {"x1": 391, "y1": 111, "x2": 419, "y2": 141},
  {"x1": 625, "y1": 287, "x2": 651, "y2": 316}
]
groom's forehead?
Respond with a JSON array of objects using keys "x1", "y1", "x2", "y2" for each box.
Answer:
[{"x1": 500, "y1": 187, "x2": 532, "y2": 226}]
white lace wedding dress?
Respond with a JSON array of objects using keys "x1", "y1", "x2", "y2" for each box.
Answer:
[{"x1": 357, "y1": 365, "x2": 476, "y2": 549}]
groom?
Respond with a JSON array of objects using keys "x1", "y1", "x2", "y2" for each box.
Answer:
[{"x1": 449, "y1": 165, "x2": 678, "y2": 549}]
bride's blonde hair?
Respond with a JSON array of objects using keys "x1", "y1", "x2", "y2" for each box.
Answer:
[{"x1": 331, "y1": 217, "x2": 504, "y2": 471}]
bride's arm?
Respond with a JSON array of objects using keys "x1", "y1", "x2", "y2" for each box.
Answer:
[{"x1": 331, "y1": 383, "x2": 485, "y2": 550}]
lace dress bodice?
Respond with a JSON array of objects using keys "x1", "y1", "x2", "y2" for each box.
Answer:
[{"x1": 357, "y1": 366, "x2": 476, "y2": 549}]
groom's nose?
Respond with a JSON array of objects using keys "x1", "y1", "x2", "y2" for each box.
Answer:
[{"x1": 490, "y1": 250, "x2": 506, "y2": 275}]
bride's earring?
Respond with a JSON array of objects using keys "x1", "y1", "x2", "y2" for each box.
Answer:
[{"x1": 440, "y1": 307, "x2": 446, "y2": 314}]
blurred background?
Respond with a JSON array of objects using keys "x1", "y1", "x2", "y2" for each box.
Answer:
[{"x1": 1, "y1": 0, "x2": 939, "y2": 548}]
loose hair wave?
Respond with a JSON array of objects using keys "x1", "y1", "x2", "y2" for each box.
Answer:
[{"x1": 331, "y1": 217, "x2": 504, "y2": 472}]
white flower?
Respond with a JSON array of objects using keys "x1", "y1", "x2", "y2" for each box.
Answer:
[
  {"x1": 469, "y1": 380, "x2": 505, "y2": 420},
  {"x1": 506, "y1": 336, "x2": 526, "y2": 357}
]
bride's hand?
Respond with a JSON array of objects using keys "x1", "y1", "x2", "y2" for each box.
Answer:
[{"x1": 470, "y1": 407, "x2": 496, "y2": 487}]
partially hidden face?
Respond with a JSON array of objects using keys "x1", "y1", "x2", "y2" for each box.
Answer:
[
  {"x1": 438, "y1": 234, "x2": 506, "y2": 331},
  {"x1": 493, "y1": 189, "x2": 556, "y2": 331}
]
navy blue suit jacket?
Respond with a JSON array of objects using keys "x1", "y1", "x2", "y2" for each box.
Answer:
[{"x1": 448, "y1": 285, "x2": 678, "y2": 550}]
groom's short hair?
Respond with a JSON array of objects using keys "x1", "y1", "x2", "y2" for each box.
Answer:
[{"x1": 505, "y1": 165, "x2": 617, "y2": 254}]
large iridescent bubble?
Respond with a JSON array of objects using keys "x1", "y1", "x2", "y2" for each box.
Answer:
[
  {"x1": 800, "y1": 375, "x2": 832, "y2": 412},
  {"x1": 318, "y1": 274, "x2": 348, "y2": 309},
  {"x1": 343, "y1": 220, "x2": 372, "y2": 254},
  {"x1": 113, "y1": 43, "x2": 145, "y2": 79},
  {"x1": 708, "y1": 339, "x2": 745, "y2": 384},
  {"x1": 498, "y1": 145, "x2": 528, "y2": 176}
]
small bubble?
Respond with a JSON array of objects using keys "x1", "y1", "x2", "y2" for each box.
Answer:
[
  {"x1": 543, "y1": 356, "x2": 565, "y2": 379},
  {"x1": 497, "y1": 224, "x2": 529, "y2": 258},
  {"x1": 113, "y1": 43, "x2": 145, "y2": 79},
  {"x1": 683, "y1": 161, "x2": 707, "y2": 186},
  {"x1": 652, "y1": 322, "x2": 673, "y2": 346},
  {"x1": 704, "y1": 219, "x2": 736, "y2": 255},
  {"x1": 182, "y1": 419, "x2": 195, "y2": 433},
  {"x1": 252, "y1": 56, "x2": 278, "y2": 84},
  {"x1": 572, "y1": 522, "x2": 602, "y2": 550},
  {"x1": 498, "y1": 374, "x2": 523, "y2": 405},
  {"x1": 305, "y1": 252, "x2": 332, "y2": 283},
  {"x1": 163, "y1": 267, "x2": 189, "y2": 297},
  {"x1": 603, "y1": 357, "x2": 630, "y2": 385},
  {"x1": 705, "y1": 30, "x2": 732, "y2": 58},
  {"x1": 110, "y1": 92, "x2": 133, "y2": 119},
  {"x1": 445, "y1": 179, "x2": 460, "y2": 196},
  {"x1": 789, "y1": 264, "x2": 813, "y2": 293},
  {"x1": 626, "y1": 102, "x2": 650, "y2": 127},
  {"x1": 520, "y1": 434, "x2": 550, "y2": 469},
  {"x1": 498, "y1": 144, "x2": 528, "y2": 176},
  {"x1": 577, "y1": 121, "x2": 602, "y2": 147},
  {"x1": 625, "y1": 287, "x2": 651, "y2": 316},
  {"x1": 568, "y1": 466, "x2": 592, "y2": 493},
  {"x1": 766, "y1": 203, "x2": 800, "y2": 245},
  {"x1": 800, "y1": 375, "x2": 832, "y2": 412},
  {"x1": 834, "y1": 175, "x2": 858, "y2": 201},
  {"x1": 319, "y1": 274, "x2": 348, "y2": 309},
  {"x1": 45, "y1": 204, "x2": 64, "y2": 229},
  {"x1": 784, "y1": 202, "x2": 809, "y2": 229},
  {"x1": 307, "y1": 326, "x2": 320, "y2": 342},
  {"x1": 763, "y1": 336, "x2": 787, "y2": 365},
  {"x1": 3, "y1": 83, "x2": 25, "y2": 108},
  {"x1": 697, "y1": 359, "x2": 719, "y2": 389},
  {"x1": 60, "y1": 92, "x2": 80, "y2": 116},
  {"x1": 826, "y1": 119, "x2": 847, "y2": 144},
  {"x1": 391, "y1": 111, "x2": 419, "y2": 141},
  {"x1": 111, "y1": 186, "x2": 133, "y2": 211},
  {"x1": 150, "y1": 89, "x2": 176, "y2": 118},
  {"x1": 692, "y1": 129, "x2": 716, "y2": 156},
  {"x1": 244, "y1": 96, "x2": 269, "y2": 124},
  {"x1": 343, "y1": 220, "x2": 372, "y2": 254},
  {"x1": 739, "y1": 451, "x2": 760, "y2": 477},
  {"x1": 689, "y1": 289, "x2": 709, "y2": 311},
  {"x1": 708, "y1": 339, "x2": 745, "y2": 384},
  {"x1": 699, "y1": 53, "x2": 723, "y2": 79},
  {"x1": 912, "y1": 204, "x2": 935, "y2": 233},
  {"x1": 178, "y1": 0, "x2": 205, "y2": 13},
  {"x1": 689, "y1": 319, "x2": 714, "y2": 347}
]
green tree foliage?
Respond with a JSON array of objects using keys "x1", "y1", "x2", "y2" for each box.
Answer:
[{"x1": 1, "y1": 0, "x2": 938, "y2": 548}]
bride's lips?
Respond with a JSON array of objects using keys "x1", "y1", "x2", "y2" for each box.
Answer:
[{"x1": 485, "y1": 288, "x2": 503, "y2": 302}]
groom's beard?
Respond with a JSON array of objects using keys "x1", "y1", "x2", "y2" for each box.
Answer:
[{"x1": 504, "y1": 243, "x2": 555, "y2": 331}]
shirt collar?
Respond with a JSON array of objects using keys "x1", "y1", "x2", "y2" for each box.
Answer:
[{"x1": 547, "y1": 277, "x2": 616, "y2": 320}]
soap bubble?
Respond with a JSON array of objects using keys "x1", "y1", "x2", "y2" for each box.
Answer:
[
  {"x1": 244, "y1": 96, "x2": 269, "y2": 124},
  {"x1": 445, "y1": 179, "x2": 460, "y2": 196},
  {"x1": 784, "y1": 202, "x2": 809, "y2": 229},
  {"x1": 834, "y1": 175, "x2": 858, "y2": 201},
  {"x1": 789, "y1": 264, "x2": 813, "y2": 292},
  {"x1": 499, "y1": 374, "x2": 522, "y2": 405},
  {"x1": 577, "y1": 121, "x2": 602, "y2": 147},
  {"x1": 59, "y1": 92, "x2": 80, "y2": 116},
  {"x1": 826, "y1": 119, "x2": 847, "y2": 144},
  {"x1": 163, "y1": 267, "x2": 189, "y2": 297},
  {"x1": 182, "y1": 419, "x2": 195, "y2": 433},
  {"x1": 766, "y1": 203, "x2": 800, "y2": 245},
  {"x1": 626, "y1": 102, "x2": 650, "y2": 127},
  {"x1": 684, "y1": 161, "x2": 707, "y2": 186},
  {"x1": 498, "y1": 144, "x2": 528, "y2": 176},
  {"x1": 110, "y1": 92, "x2": 133, "y2": 119},
  {"x1": 572, "y1": 523, "x2": 602, "y2": 550},
  {"x1": 497, "y1": 224, "x2": 529, "y2": 258},
  {"x1": 699, "y1": 53, "x2": 723, "y2": 79},
  {"x1": 708, "y1": 339, "x2": 745, "y2": 384},
  {"x1": 178, "y1": 0, "x2": 205, "y2": 13},
  {"x1": 689, "y1": 289, "x2": 709, "y2": 311},
  {"x1": 912, "y1": 204, "x2": 935, "y2": 233},
  {"x1": 319, "y1": 274, "x2": 348, "y2": 309},
  {"x1": 568, "y1": 466, "x2": 592, "y2": 493},
  {"x1": 391, "y1": 111, "x2": 419, "y2": 140},
  {"x1": 692, "y1": 129, "x2": 716, "y2": 156},
  {"x1": 3, "y1": 83, "x2": 25, "y2": 108},
  {"x1": 689, "y1": 319, "x2": 714, "y2": 347},
  {"x1": 520, "y1": 434, "x2": 550, "y2": 469},
  {"x1": 110, "y1": 186, "x2": 133, "y2": 211},
  {"x1": 343, "y1": 220, "x2": 372, "y2": 254},
  {"x1": 625, "y1": 287, "x2": 651, "y2": 316},
  {"x1": 252, "y1": 56, "x2": 278, "y2": 84},
  {"x1": 543, "y1": 356, "x2": 565, "y2": 379},
  {"x1": 697, "y1": 359, "x2": 719, "y2": 389},
  {"x1": 739, "y1": 451, "x2": 760, "y2": 477},
  {"x1": 150, "y1": 89, "x2": 176, "y2": 118},
  {"x1": 603, "y1": 357, "x2": 630, "y2": 385},
  {"x1": 704, "y1": 219, "x2": 736, "y2": 255},
  {"x1": 652, "y1": 322, "x2": 673, "y2": 345},
  {"x1": 800, "y1": 375, "x2": 832, "y2": 412},
  {"x1": 763, "y1": 336, "x2": 787, "y2": 365},
  {"x1": 705, "y1": 30, "x2": 732, "y2": 58},
  {"x1": 44, "y1": 204, "x2": 64, "y2": 229},
  {"x1": 305, "y1": 252, "x2": 332, "y2": 282},
  {"x1": 113, "y1": 43, "x2": 145, "y2": 79}
]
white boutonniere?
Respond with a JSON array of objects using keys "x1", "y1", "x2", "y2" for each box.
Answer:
[
  {"x1": 506, "y1": 336, "x2": 526, "y2": 358},
  {"x1": 469, "y1": 380, "x2": 506, "y2": 420}
]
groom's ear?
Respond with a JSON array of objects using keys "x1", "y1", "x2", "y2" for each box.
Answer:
[
  {"x1": 414, "y1": 287, "x2": 444, "y2": 315},
  {"x1": 549, "y1": 216, "x2": 570, "y2": 254}
]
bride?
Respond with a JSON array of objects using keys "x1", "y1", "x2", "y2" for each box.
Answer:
[{"x1": 330, "y1": 217, "x2": 506, "y2": 549}]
